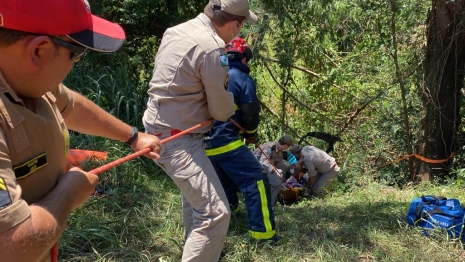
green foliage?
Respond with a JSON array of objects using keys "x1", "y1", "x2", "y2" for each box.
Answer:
[
  {"x1": 80, "y1": 0, "x2": 432, "y2": 188},
  {"x1": 65, "y1": 53, "x2": 145, "y2": 128},
  {"x1": 88, "y1": 0, "x2": 206, "y2": 78},
  {"x1": 91, "y1": 0, "x2": 205, "y2": 38},
  {"x1": 81, "y1": 0, "x2": 437, "y2": 188},
  {"x1": 247, "y1": 0, "x2": 428, "y2": 185}
]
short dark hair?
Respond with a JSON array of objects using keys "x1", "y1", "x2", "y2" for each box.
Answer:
[
  {"x1": 204, "y1": 0, "x2": 246, "y2": 27},
  {"x1": 0, "y1": 28, "x2": 61, "y2": 58},
  {"x1": 0, "y1": 28, "x2": 28, "y2": 47}
]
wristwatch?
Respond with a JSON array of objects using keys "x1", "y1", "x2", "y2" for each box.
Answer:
[{"x1": 125, "y1": 126, "x2": 138, "y2": 146}]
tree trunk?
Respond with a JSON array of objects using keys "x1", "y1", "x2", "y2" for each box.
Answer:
[{"x1": 413, "y1": 0, "x2": 465, "y2": 182}]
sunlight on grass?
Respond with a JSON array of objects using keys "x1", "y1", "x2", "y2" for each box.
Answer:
[{"x1": 59, "y1": 175, "x2": 465, "y2": 261}]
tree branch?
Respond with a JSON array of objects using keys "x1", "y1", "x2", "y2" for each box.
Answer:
[
  {"x1": 261, "y1": 56, "x2": 320, "y2": 77},
  {"x1": 339, "y1": 85, "x2": 395, "y2": 135},
  {"x1": 263, "y1": 62, "x2": 334, "y2": 124},
  {"x1": 259, "y1": 99, "x2": 302, "y2": 140},
  {"x1": 260, "y1": 54, "x2": 362, "y2": 100}
]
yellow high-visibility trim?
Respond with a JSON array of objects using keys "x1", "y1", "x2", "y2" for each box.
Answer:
[
  {"x1": 205, "y1": 140, "x2": 244, "y2": 156},
  {"x1": 0, "y1": 178, "x2": 6, "y2": 191},
  {"x1": 235, "y1": 104, "x2": 241, "y2": 111},
  {"x1": 249, "y1": 229, "x2": 276, "y2": 239},
  {"x1": 248, "y1": 179, "x2": 274, "y2": 240},
  {"x1": 245, "y1": 128, "x2": 257, "y2": 134}
]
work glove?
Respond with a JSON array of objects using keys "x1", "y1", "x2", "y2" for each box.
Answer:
[{"x1": 243, "y1": 132, "x2": 258, "y2": 145}]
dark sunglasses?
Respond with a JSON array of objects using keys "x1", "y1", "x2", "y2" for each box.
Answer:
[
  {"x1": 49, "y1": 36, "x2": 87, "y2": 61},
  {"x1": 10, "y1": 30, "x2": 87, "y2": 61}
]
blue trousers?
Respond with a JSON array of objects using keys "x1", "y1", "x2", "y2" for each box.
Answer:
[{"x1": 208, "y1": 145, "x2": 276, "y2": 239}]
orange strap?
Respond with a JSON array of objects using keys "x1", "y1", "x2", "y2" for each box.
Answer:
[
  {"x1": 379, "y1": 152, "x2": 454, "y2": 168},
  {"x1": 67, "y1": 149, "x2": 108, "y2": 169}
]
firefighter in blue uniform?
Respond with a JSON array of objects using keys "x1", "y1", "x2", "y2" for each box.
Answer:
[{"x1": 205, "y1": 37, "x2": 279, "y2": 243}]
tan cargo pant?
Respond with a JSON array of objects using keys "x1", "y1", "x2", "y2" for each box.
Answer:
[
  {"x1": 266, "y1": 171, "x2": 282, "y2": 207},
  {"x1": 267, "y1": 160, "x2": 291, "y2": 206},
  {"x1": 311, "y1": 164, "x2": 340, "y2": 198},
  {"x1": 153, "y1": 133, "x2": 230, "y2": 262}
]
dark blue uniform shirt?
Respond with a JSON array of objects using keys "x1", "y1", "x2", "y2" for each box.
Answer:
[{"x1": 205, "y1": 61, "x2": 259, "y2": 149}]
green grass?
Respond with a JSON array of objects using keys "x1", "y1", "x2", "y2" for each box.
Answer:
[{"x1": 58, "y1": 155, "x2": 465, "y2": 262}]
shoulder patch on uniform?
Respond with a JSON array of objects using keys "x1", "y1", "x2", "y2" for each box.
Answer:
[
  {"x1": 13, "y1": 153, "x2": 48, "y2": 180},
  {"x1": 220, "y1": 54, "x2": 229, "y2": 67},
  {"x1": 0, "y1": 177, "x2": 12, "y2": 209}
]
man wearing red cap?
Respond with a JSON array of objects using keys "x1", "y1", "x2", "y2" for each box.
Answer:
[
  {"x1": 0, "y1": 1, "x2": 161, "y2": 261},
  {"x1": 142, "y1": 0, "x2": 257, "y2": 261}
]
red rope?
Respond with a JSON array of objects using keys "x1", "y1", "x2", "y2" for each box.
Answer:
[
  {"x1": 228, "y1": 118, "x2": 283, "y2": 178},
  {"x1": 90, "y1": 119, "x2": 213, "y2": 175},
  {"x1": 51, "y1": 243, "x2": 58, "y2": 262},
  {"x1": 51, "y1": 119, "x2": 213, "y2": 262}
]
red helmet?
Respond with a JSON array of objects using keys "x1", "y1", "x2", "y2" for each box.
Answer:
[{"x1": 225, "y1": 37, "x2": 253, "y2": 61}]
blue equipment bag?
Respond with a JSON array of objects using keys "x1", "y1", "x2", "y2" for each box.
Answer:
[{"x1": 406, "y1": 195, "x2": 465, "y2": 240}]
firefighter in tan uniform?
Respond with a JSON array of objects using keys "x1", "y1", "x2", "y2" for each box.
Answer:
[
  {"x1": 289, "y1": 145, "x2": 340, "y2": 198},
  {"x1": 0, "y1": 1, "x2": 161, "y2": 261},
  {"x1": 142, "y1": 1, "x2": 257, "y2": 261},
  {"x1": 254, "y1": 135, "x2": 294, "y2": 206}
]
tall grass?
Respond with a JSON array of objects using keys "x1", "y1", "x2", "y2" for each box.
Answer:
[
  {"x1": 60, "y1": 173, "x2": 465, "y2": 261},
  {"x1": 65, "y1": 53, "x2": 147, "y2": 128}
]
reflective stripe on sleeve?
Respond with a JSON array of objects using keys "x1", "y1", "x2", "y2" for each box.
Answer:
[{"x1": 205, "y1": 140, "x2": 244, "y2": 156}]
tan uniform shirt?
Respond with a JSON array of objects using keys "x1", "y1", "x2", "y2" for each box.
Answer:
[
  {"x1": 300, "y1": 145, "x2": 336, "y2": 177},
  {"x1": 143, "y1": 13, "x2": 234, "y2": 134},
  {"x1": 254, "y1": 142, "x2": 283, "y2": 174},
  {"x1": 0, "y1": 72, "x2": 74, "y2": 261}
]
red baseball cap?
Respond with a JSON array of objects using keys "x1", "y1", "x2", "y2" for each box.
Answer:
[{"x1": 0, "y1": 0, "x2": 125, "y2": 52}]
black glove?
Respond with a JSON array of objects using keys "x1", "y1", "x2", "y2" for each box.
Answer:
[{"x1": 243, "y1": 132, "x2": 258, "y2": 145}]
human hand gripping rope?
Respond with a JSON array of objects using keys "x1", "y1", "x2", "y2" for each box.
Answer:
[
  {"x1": 89, "y1": 119, "x2": 213, "y2": 175},
  {"x1": 51, "y1": 119, "x2": 213, "y2": 262}
]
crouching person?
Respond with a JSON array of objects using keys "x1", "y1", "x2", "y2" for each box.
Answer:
[
  {"x1": 254, "y1": 135, "x2": 294, "y2": 206},
  {"x1": 289, "y1": 145, "x2": 340, "y2": 198}
]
